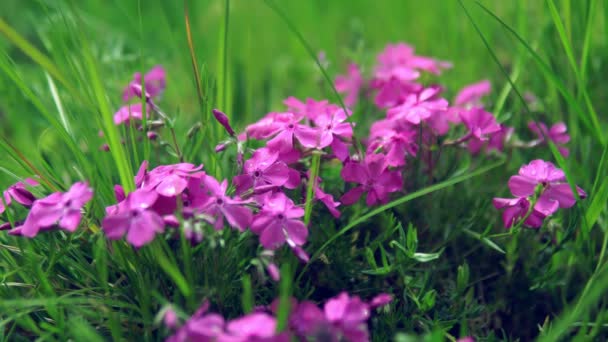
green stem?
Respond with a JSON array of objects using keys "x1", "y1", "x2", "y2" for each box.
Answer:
[{"x1": 304, "y1": 152, "x2": 321, "y2": 226}]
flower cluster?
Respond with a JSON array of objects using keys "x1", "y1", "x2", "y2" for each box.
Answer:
[
  {"x1": 165, "y1": 292, "x2": 392, "y2": 342},
  {"x1": 493, "y1": 160, "x2": 586, "y2": 228}
]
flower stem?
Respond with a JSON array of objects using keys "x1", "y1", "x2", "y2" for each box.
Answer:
[{"x1": 304, "y1": 151, "x2": 321, "y2": 226}]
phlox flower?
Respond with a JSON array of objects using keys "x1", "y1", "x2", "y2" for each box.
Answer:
[
  {"x1": 494, "y1": 160, "x2": 586, "y2": 229},
  {"x1": 123, "y1": 65, "x2": 166, "y2": 102},
  {"x1": 189, "y1": 175, "x2": 253, "y2": 231},
  {"x1": 454, "y1": 80, "x2": 491, "y2": 108},
  {"x1": 387, "y1": 86, "x2": 448, "y2": 126},
  {"x1": 528, "y1": 121, "x2": 570, "y2": 157},
  {"x1": 233, "y1": 148, "x2": 298, "y2": 195},
  {"x1": 266, "y1": 113, "x2": 319, "y2": 152},
  {"x1": 113, "y1": 103, "x2": 150, "y2": 125},
  {"x1": 374, "y1": 43, "x2": 451, "y2": 84},
  {"x1": 102, "y1": 189, "x2": 165, "y2": 247},
  {"x1": 335, "y1": 63, "x2": 363, "y2": 107},
  {"x1": 136, "y1": 161, "x2": 204, "y2": 197},
  {"x1": 367, "y1": 119, "x2": 418, "y2": 167},
  {"x1": 459, "y1": 107, "x2": 501, "y2": 141},
  {"x1": 508, "y1": 159, "x2": 585, "y2": 210},
  {"x1": 373, "y1": 79, "x2": 422, "y2": 109},
  {"x1": 289, "y1": 292, "x2": 392, "y2": 342},
  {"x1": 283, "y1": 97, "x2": 338, "y2": 122},
  {"x1": 251, "y1": 192, "x2": 307, "y2": 250},
  {"x1": 313, "y1": 108, "x2": 353, "y2": 159},
  {"x1": 467, "y1": 126, "x2": 513, "y2": 155},
  {"x1": 341, "y1": 153, "x2": 403, "y2": 206},
  {"x1": 12, "y1": 182, "x2": 93, "y2": 237},
  {"x1": 1, "y1": 178, "x2": 39, "y2": 215}
]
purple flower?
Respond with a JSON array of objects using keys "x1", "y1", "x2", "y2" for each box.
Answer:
[
  {"x1": 213, "y1": 109, "x2": 236, "y2": 136},
  {"x1": 1, "y1": 178, "x2": 39, "y2": 215},
  {"x1": 266, "y1": 113, "x2": 319, "y2": 152},
  {"x1": 494, "y1": 160, "x2": 586, "y2": 229},
  {"x1": 367, "y1": 119, "x2": 418, "y2": 167},
  {"x1": 290, "y1": 292, "x2": 390, "y2": 342},
  {"x1": 467, "y1": 125, "x2": 513, "y2": 155},
  {"x1": 283, "y1": 97, "x2": 338, "y2": 122},
  {"x1": 12, "y1": 182, "x2": 93, "y2": 237},
  {"x1": 221, "y1": 313, "x2": 287, "y2": 342},
  {"x1": 190, "y1": 175, "x2": 253, "y2": 231},
  {"x1": 341, "y1": 154, "x2": 403, "y2": 206},
  {"x1": 138, "y1": 162, "x2": 204, "y2": 197},
  {"x1": 232, "y1": 148, "x2": 292, "y2": 195},
  {"x1": 454, "y1": 80, "x2": 491, "y2": 107},
  {"x1": 113, "y1": 103, "x2": 150, "y2": 125},
  {"x1": 459, "y1": 107, "x2": 501, "y2": 141},
  {"x1": 492, "y1": 197, "x2": 547, "y2": 229},
  {"x1": 251, "y1": 192, "x2": 307, "y2": 250},
  {"x1": 387, "y1": 86, "x2": 448, "y2": 126},
  {"x1": 373, "y1": 79, "x2": 422, "y2": 109},
  {"x1": 102, "y1": 189, "x2": 165, "y2": 247},
  {"x1": 123, "y1": 65, "x2": 166, "y2": 102},
  {"x1": 374, "y1": 43, "x2": 451, "y2": 83},
  {"x1": 528, "y1": 121, "x2": 570, "y2": 157},
  {"x1": 508, "y1": 159, "x2": 585, "y2": 210},
  {"x1": 313, "y1": 108, "x2": 353, "y2": 159},
  {"x1": 335, "y1": 63, "x2": 363, "y2": 107}
]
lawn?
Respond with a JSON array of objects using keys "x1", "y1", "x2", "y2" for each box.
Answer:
[{"x1": 1, "y1": 0, "x2": 607, "y2": 341}]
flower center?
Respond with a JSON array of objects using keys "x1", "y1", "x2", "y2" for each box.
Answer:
[
  {"x1": 216, "y1": 198, "x2": 224, "y2": 206},
  {"x1": 277, "y1": 213, "x2": 285, "y2": 220},
  {"x1": 287, "y1": 124, "x2": 295, "y2": 129},
  {"x1": 253, "y1": 170, "x2": 261, "y2": 178}
]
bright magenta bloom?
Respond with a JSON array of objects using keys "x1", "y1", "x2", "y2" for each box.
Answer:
[
  {"x1": 528, "y1": 121, "x2": 570, "y2": 157},
  {"x1": 13, "y1": 182, "x2": 93, "y2": 237},
  {"x1": 251, "y1": 192, "x2": 307, "y2": 250},
  {"x1": 494, "y1": 160, "x2": 586, "y2": 228},
  {"x1": 341, "y1": 153, "x2": 403, "y2": 206},
  {"x1": 232, "y1": 148, "x2": 293, "y2": 195},
  {"x1": 266, "y1": 113, "x2": 319, "y2": 152},
  {"x1": 190, "y1": 175, "x2": 253, "y2": 231},
  {"x1": 335, "y1": 63, "x2": 363, "y2": 107},
  {"x1": 113, "y1": 103, "x2": 150, "y2": 125},
  {"x1": 123, "y1": 65, "x2": 166, "y2": 102},
  {"x1": 454, "y1": 80, "x2": 491, "y2": 107},
  {"x1": 137, "y1": 161, "x2": 204, "y2": 197},
  {"x1": 0, "y1": 178, "x2": 38, "y2": 215},
  {"x1": 367, "y1": 119, "x2": 418, "y2": 167},
  {"x1": 374, "y1": 43, "x2": 451, "y2": 83},
  {"x1": 459, "y1": 107, "x2": 501, "y2": 141},
  {"x1": 102, "y1": 189, "x2": 165, "y2": 247},
  {"x1": 387, "y1": 86, "x2": 448, "y2": 126},
  {"x1": 283, "y1": 97, "x2": 338, "y2": 122}
]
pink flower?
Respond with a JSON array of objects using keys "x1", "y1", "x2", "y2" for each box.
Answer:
[
  {"x1": 492, "y1": 197, "x2": 547, "y2": 228},
  {"x1": 166, "y1": 304, "x2": 225, "y2": 342},
  {"x1": 341, "y1": 154, "x2": 403, "y2": 206},
  {"x1": 102, "y1": 189, "x2": 165, "y2": 247},
  {"x1": 454, "y1": 80, "x2": 491, "y2": 107},
  {"x1": 367, "y1": 119, "x2": 418, "y2": 167},
  {"x1": 266, "y1": 113, "x2": 319, "y2": 152},
  {"x1": 374, "y1": 43, "x2": 451, "y2": 83},
  {"x1": 335, "y1": 63, "x2": 363, "y2": 107},
  {"x1": 313, "y1": 108, "x2": 353, "y2": 159},
  {"x1": 494, "y1": 160, "x2": 586, "y2": 229},
  {"x1": 232, "y1": 148, "x2": 292, "y2": 195},
  {"x1": 137, "y1": 162, "x2": 204, "y2": 197},
  {"x1": 459, "y1": 107, "x2": 501, "y2": 141},
  {"x1": 373, "y1": 79, "x2": 422, "y2": 109},
  {"x1": 123, "y1": 65, "x2": 166, "y2": 102},
  {"x1": 283, "y1": 97, "x2": 338, "y2": 122},
  {"x1": 113, "y1": 103, "x2": 150, "y2": 125},
  {"x1": 387, "y1": 86, "x2": 448, "y2": 126},
  {"x1": 290, "y1": 292, "x2": 391, "y2": 342},
  {"x1": 251, "y1": 192, "x2": 307, "y2": 250},
  {"x1": 12, "y1": 182, "x2": 93, "y2": 237},
  {"x1": 221, "y1": 313, "x2": 287, "y2": 342},
  {"x1": 190, "y1": 175, "x2": 253, "y2": 231},
  {"x1": 467, "y1": 126, "x2": 513, "y2": 155},
  {"x1": 528, "y1": 121, "x2": 570, "y2": 157},
  {"x1": 508, "y1": 160, "x2": 585, "y2": 210},
  {"x1": 1, "y1": 178, "x2": 39, "y2": 215}
]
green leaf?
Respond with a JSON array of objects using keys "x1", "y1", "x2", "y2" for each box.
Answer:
[{"x1": 412, "y1": 249, "x2": 444, "y2": 263}]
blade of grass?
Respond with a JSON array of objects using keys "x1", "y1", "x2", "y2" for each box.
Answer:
[{"x1": 473, "y1": 1, "x2": 605, "y2": 146}]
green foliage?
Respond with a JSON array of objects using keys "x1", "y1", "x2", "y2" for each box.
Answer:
[{"x1": 1, "y1": 0, "x2": 607, "y2": 341}]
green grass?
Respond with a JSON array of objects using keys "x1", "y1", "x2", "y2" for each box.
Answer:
[{"x1": 1, "y1": 0, "x2": 607, "y2": 341}]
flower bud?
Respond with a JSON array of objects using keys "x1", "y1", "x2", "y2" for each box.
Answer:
[{"x1": 212, "y1": 109, "x2": 235, "y2": 136}]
